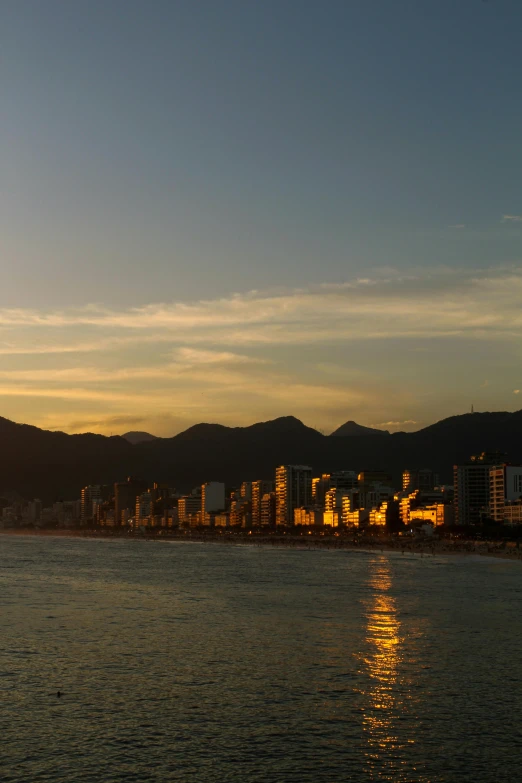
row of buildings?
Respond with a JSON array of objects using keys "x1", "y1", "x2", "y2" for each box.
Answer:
[{"x1": 2, "y1": 452, "x2": 521, "y2": 530}]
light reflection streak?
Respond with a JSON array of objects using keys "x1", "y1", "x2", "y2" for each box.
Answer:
[{"x1": 360, "y1": 557, "x2": 416, "y2": 780}]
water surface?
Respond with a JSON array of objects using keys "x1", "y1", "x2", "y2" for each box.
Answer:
[{"x1": 1, "y1": 536, "x2": 521, "y2": 782}]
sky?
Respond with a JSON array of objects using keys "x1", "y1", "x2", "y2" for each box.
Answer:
[{"x1": 0, "y1": 0, "x2": 521, "y2": 436}]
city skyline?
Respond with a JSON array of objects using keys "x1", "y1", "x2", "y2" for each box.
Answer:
[{"x1": 1, "y1": 2, "x2": 521, "y2": 435}]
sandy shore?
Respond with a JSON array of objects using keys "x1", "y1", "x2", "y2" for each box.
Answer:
[{"x1": 2, "y1": 526, "x2": 522, "y2": 561}]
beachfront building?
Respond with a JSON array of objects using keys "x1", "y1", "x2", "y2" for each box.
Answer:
[
  {"x1": 402, "y1": 469, "x2": 437, "y2": 492},
  {"x1": 489, "y1": 464, "x2": 522, "y2": 522},
  {"x1": 178, "y1": 496, "x2": 202, "y2": 525},
  {"x1": 294, "y1": 507, "x2": 322, "y2": 526},
  {"x1": 252, "y1": 480, "x2": 273, "y2": 526},
  {"x1": 261, "y1": 492, "x2": 276, "y2": 527},
  {"x1": 410, "y1": 504, "x2": 453, "y2": 527},
  {"x1": 276, "y1": 465, "x2": 312, "y2": 526},
  {"x1": 454, "y1": 452, "x2": 506, "y2": 525}
]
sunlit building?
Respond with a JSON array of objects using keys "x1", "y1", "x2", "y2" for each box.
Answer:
[
  {"x1": 80, "y1": 485, "x2": 104, "y2": 523},
  {"x1": 135, "y1": 492, "x2": 152, "y2": 523},
  {"x1": 489, "y1": 464, "x2": 522, "y2": 522},
  {"x1": 230, "y1": 491, "x2": 251, "y2": 528},
  {"x1": 214, "y1": 513, "x2": 230, "y2": 528},
  {"x1": 369, "y1": 501, "x2": 389, "y2": 526},
  {"x1": 402, "y1": 469, "x2": 437, "y2": 492},
  {"x1": 294, "y1": 507, "x2": 322, "y2": 526},
  {"x1": 252, "y1": 480, "x2": 273, "y2": 526},
  {"x1": 323, "y1": 510, "x2": 340, "y2": 527},
  {"x1": 178, "y1": 495, "x2": 201, "y2": 525},
  {"x1": 312, "y1": 474, "x2": 331, "y2": 505},
  {"x1": 240, "y1": 482, "x2": 252, "y2": 501},
  {"x1": 202, "y1": 482, "x2": 225, "y2": 515},
  {"x1": 410, "y1": 504, "x2": 453, "y2": 526},
  {"x1": 261, "y1": 492, "x2": 276, "y2": 527},
  {"x1": 275, "y1": 465, "x2": 312, "y2": 526}
]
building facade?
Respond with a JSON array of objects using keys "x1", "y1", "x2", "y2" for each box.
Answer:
[
  {"x1": 489, "y1": 465, "x2": 522, "y2": 522},
  {"x1": 251, "y1": 480, "x2": 273, "y2": 526},
  {"x1": 454, "y1": 452, "x2": 506, "y2": 525},
  {"x1": 201, "y1": 482, "x2": 226, "y2": 515},
  {"x1": 275, "y1": 465, "x2": 312, "y2": 526}
]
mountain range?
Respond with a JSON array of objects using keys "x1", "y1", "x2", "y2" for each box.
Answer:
[{"x1": 1, "y1": 411, "x2": 521, "y2": 503}]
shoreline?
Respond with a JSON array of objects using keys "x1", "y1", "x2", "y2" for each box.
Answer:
[{"x1": 2, "y1": 527, "x2": 522, "y2": 562}]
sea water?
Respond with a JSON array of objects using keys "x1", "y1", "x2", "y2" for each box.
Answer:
[{"x1": 1, "y1": 535, "x2": 521, "y2": 782}]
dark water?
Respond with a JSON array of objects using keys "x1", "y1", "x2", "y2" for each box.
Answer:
[{"x1": 1, "y1": 536, "x2": 521, "y2": 782}]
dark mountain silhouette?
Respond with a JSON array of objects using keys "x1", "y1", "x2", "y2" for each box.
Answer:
[
  {"x1": 122, "y1": 431, "x2": 159, "y2": 444},
  {"x1": 1, "y1": 411, "x2": 521, "y2": 503},
  {"x1": 330, "y1": 420, "x2": 390, "y2": 437}
]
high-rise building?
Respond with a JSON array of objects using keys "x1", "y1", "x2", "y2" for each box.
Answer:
[
  {"x1": 330, "y1": 471, "x2": 358, "y2": 492},
  {"x1": 409, "y1": 504, "x2": 453, "y2": 526},
  {"x1": 229, "y1": 491, "x2": 251, "y2": 527},
  {"x1": 80, "y1": 485, "x2": 104, "y2": 522},
  {"x1": 454, "y1": 452, "x2": 506, "y2": 525},
  {"x1": 402, "y1": 469, "x2": 437, "y2": 492},
  {"x1": 323, "y1": 510, "x2": 340, "y2": 527},
  {"x1": 357, "y1": 471, "x2": 394, "y2": 511},
  {"x1": 240, "y1": 482, "x2": 252, "y2": 501},
  {"x1": 115, "y1": 477, "x2": 148, "y2": 526},
  {"x1": 135, "y1": 492, "x2": 153, "y2": 523},
  {"x1": 294, "y1": 507, "x2": 322, "y2": 526},
  {"x1": 489, "y1": 464, "x2": 522, "y2": 522},
  {"x1": 178, "y1": 496, "x2": 202, "y2": 525},
  {"x1": 201, "y1": 482, "x2": 225, "y2": 517},
  {"x1": 312, "y1": 474, "x2": 331, "y2": 505},
  {"x1": 260, "y1": 492, "x2": 276, "y2": 527},
  {"x1": 342, "y1": 498, "x2": 366, "y2": 528},
  {"x1": 275, "y1": 465, "x2": 312, "y2": 526},
  {"x1": 252, "y1": 480, "x2": 273, "y2": 526}
]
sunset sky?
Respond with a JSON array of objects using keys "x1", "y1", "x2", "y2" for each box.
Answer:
[{"x1": 1, "y1": 0, "x2": 521, "y2": 436}]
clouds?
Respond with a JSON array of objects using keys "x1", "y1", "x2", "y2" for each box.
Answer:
[
  {"x1": 2, "y1": 266, "x2": 522, "y2": 351},
  {"x1": 0, "y1": 266, "x2": 521, "y2": 435},
  {"x1": 502, "y1": 215, "x2": 522, "y2": 223}
]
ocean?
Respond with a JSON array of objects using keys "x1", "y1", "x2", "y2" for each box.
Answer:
[{"x1": 1, "y1": 535, "x2": 521, "y2": 782}]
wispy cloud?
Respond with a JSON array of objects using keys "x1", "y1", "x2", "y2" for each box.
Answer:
[
  {"x1": 1, "y1": 267, "x2": 522, "y2": 348},
  {"x1": 1, "y1": 267, "x2": 522, "y2": 435},
  {"x1": 449, "y1": 224, "x2": 466, "y2": 229},
  {"x1": 380, "y1": 420, "x2": 418, "y2": 426},
  {"x1": 502, "y1": 215, "x2": 522, "y2": 222}
]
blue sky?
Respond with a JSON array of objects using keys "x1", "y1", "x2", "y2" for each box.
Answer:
[{"x1": 0, "y1": 0, "x2": 521, "y2": 435}]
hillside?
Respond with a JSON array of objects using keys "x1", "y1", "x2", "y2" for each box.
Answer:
[
  {"x1": 0, "y1": 411, "x2": 521, "y2": 502},
  {"x1": 330, "y1": 421, "x2": 389, "y2": 437}
]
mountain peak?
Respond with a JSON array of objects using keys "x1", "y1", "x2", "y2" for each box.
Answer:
[
  {"x1": 330, "y1": 420, "x2": 390, "y2": 437},
  {"x1": 122, "y1": 431, "x2": 158, "y2": 445}
]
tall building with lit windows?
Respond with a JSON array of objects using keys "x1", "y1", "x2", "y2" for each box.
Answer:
[
  {"x1": 201, "y1": 482, "x2": 225, "y2": 522},
  {"x1": 80, "y1": 485, "x2": 111, "y2": 522},
  {"x1": 115, "y1": 477, "x2": 147, "y2": 526},
  {"x1": 275, "y1": 465, "x2": 312, "y2": 526},
  {"x1": 252, "y1": 480, "x2": 273, "y2": 526},
  {"x1": 402, "y1": 469, "x2": 437, "y2": 492},
  {"x1": 261, "y1": 492, "x2": 276, "y2": 527},
  {"x1": 489, "y1": 464, "x2": 522, "y2": 522}
]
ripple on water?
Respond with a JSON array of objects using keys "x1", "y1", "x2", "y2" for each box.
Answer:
[{"x1": 1, "y1": 537, "x2": 521, "y2": 783}]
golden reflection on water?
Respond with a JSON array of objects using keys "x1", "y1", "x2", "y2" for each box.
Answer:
[{"x1": 361, "y1": 557, "x2": 414, "y2": 780}]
